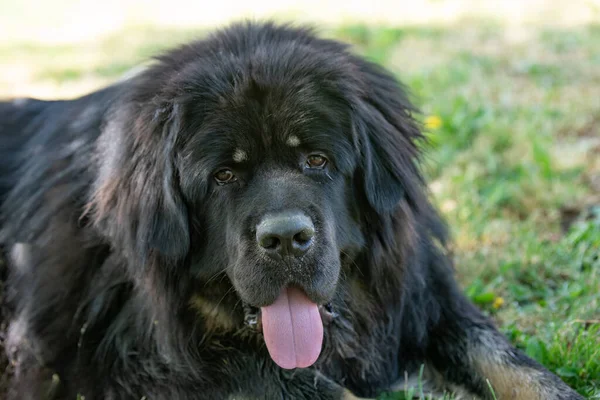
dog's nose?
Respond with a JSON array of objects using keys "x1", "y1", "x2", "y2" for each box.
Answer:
[{"x1": 256, "y1": 212, "x2": 315, "y2": 258}]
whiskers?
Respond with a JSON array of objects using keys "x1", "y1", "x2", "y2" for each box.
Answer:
[
  {"x1": 210, "y1": 285, "x2": 236, "y2": 316},
  {"x1": 340, "y1": 249, "x2": 363, "y2": 277},
  {"x1": 202, "y1": 269, "x2": 228, "y2": 287}
]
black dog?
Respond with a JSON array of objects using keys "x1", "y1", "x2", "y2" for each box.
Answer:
[{"x1": 0, "y1": 22, "x2": 583, "y2": 400}]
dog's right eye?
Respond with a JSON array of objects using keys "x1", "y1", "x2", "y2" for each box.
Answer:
[
  {"x1": 306, "y1": 154, "x2": 328, "y2": 169},
  {"x1": 214, "y1": 168, "x2": 237, "y2": 185}
]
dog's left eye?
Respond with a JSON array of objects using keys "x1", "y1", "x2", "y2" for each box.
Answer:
[
  {"x1": 214, "y1": 168, "x2": 237, "y2": 185},
  {"x1": 306, "y1": 154, "x2": 328, "y2": 169}
]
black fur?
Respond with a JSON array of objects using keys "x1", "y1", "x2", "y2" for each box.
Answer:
[{"x1": 0, "y1": 22, "x2": 583, "y2": 400}]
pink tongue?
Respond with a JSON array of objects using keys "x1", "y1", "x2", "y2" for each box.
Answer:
[{"x1": 261, "y1": 287, "x2": 323, "y2": 369}]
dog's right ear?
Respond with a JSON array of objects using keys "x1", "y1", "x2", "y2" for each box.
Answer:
[
  {"x1": 351, "y1": 59, "x2": 426, "y2": 215},
  {"x1": 88, "y1": 101, "x2": 189, "y2": 265}
]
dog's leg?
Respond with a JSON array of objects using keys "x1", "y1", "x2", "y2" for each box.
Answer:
[
  {"x1": 227, "y1": 369, "x2": 375, "y2": 400},
  {"x1": 424, "y1": 292, "x2": 584, "y2": 399},
  {"x1": 226, "y1": 366, "x2": 378, "y2": 400},
  {"x1": 280, "y1": 369, "x2": 376, "y2": 400}
]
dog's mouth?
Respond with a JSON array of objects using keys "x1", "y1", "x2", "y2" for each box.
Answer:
[
  {"x1": 243, "y1": 301, "x2": 337, "y2": 331},
  {"x1": 242, "y1": 288, "x2": 337, "y2": 370}
]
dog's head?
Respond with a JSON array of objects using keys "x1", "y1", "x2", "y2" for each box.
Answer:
[{"x1": 89, "y1": 22, "x2": 426, "y2": 368}]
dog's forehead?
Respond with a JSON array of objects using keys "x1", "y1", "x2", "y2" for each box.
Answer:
[
  {"x1": 285, "y1": 135, "x2": 301, "y2": 147},
  {"x1": 185, "y1": 79, "x2": 355, "y2": 171},
  {"x1": 231, "y1": 135, "x2": 301, "y2": 164},
  {"x1": 232, "y1": 148, "x2": 249, "y2": 163},
  {"x1": 226, "y1": 132, "x2": 306, "y2": 164},
  {"x1": 210, "y1": 112, "x2": 336, "y2": 163}
]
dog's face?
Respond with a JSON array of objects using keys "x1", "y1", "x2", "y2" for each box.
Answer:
[
  {"x1": 178, "y1": 80, "x2": 364, "y2": 309},
  {"x1": 91, "y1": 22, "x2": 424, "y2": 369},
  {"x1": 173, "y1": 64, "x2": 375, "y2": 368}
]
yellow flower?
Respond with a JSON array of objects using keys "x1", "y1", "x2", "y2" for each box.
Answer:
[
  {"x1": 424, "y1": 115, "x2": 442, "y2": 130},
  {"x1": 492, "y1": 297, "x2": 505, "y2": 309}
]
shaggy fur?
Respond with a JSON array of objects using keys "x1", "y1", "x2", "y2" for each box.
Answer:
[{"x1": 0, "y1": 22, "x2": 583, "y2": 400}]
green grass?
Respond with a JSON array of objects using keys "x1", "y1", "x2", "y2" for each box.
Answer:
[{"x1": 1, "y1": 20, "x2": 598, "y2": 399}]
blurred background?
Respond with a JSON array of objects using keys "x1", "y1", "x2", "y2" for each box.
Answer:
[{"x1": 1, "y1": 0, "x2": 598, "y2": 398}]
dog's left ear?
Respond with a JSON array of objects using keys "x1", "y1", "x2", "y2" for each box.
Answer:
[{"x1": 352, "y1": 60, "x2": 424, "y2": 214}]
